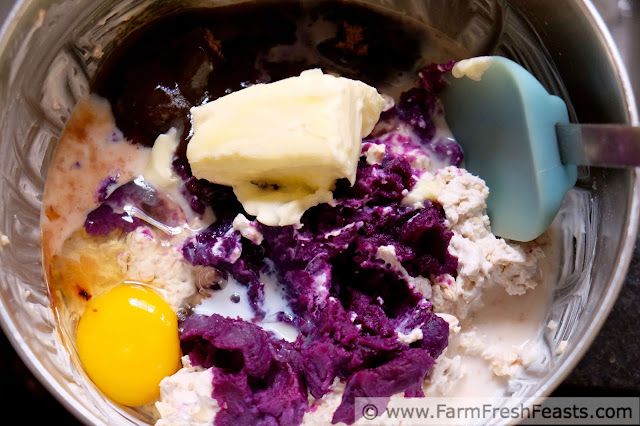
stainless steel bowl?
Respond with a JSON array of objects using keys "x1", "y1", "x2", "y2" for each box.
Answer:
[{"x1": 0, "y1": 0, "x2": 638, "y2": 424}]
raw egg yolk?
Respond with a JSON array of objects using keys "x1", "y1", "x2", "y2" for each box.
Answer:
[{"x1": 76, "y1": 283, "x2": 181, "y2": 406}]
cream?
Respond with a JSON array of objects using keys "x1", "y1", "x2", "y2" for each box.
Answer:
[
  {"x1": 193, "y1": 269, "x2": 299, "y2": 343},
  {"x1": 41, "y1": 96, "x2": 150, "y2": 259}
]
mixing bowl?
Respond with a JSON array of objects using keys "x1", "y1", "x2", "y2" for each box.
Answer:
[{"x1": 0, "y1": 0, "x2": 638, "y2": 424}]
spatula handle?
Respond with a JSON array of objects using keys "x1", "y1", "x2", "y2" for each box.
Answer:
[{"x1": 556, "y1": 123, "x2": 640, "y2": 167}]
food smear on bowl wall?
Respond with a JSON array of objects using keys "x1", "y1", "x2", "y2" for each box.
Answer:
[{"x1": 40, "y1": 2, "x2": 556, "y2": 424}]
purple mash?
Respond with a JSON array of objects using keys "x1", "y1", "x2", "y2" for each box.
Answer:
[
  {"x1": 85, "y1": 179, "x2": 186, "y2": 236},
  {"x1": 85, "y1": 62, "x2": 461, "y2": 425}
]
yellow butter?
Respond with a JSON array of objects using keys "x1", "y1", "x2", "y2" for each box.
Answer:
[
  {"x1": 401, "y1": 173, "x2": 445, "y2": 209},
  {"x1": 143, "y1": 128, "x2": 180, "y2": 189},
  {"x1": 186, "y1": 69, "x2": 385, "y2": 226}
]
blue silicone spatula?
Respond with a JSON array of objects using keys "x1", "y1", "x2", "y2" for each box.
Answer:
[{"x1": 439, "y1": 56, "x2": 640, "y2": 242}]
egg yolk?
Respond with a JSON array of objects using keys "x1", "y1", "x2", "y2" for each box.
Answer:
[{"x1": 76, "y1": 283, "x2": 181, "y2": 406}]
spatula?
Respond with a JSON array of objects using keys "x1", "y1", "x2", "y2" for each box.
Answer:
[{"x1": 439, "y1": 56, "x2": 640, "y2": 242}]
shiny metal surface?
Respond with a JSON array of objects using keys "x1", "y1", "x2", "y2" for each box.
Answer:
[
  {"x1": 0, "y1": 0, "x2": 638, "y2": 424},
  {"x1": 556, "y1": 123, "x2": 640, "y2": 167}
]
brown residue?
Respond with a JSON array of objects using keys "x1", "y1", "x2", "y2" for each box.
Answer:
[
  {"x1": 78, "y1": 287, "x2": 91, "y2": 301},
  {"x1": 336, "y1": 22, "x2": 369, "y2": 56},
  {"x1": 61, "y1": 100, "x2": 100, "y2": 144},
  {"x1": 45, "y1": 206, "x2": 61, "y2": 221},
  {"x1": 204, "y1": 28, "x2": 224, "y2": 61}
]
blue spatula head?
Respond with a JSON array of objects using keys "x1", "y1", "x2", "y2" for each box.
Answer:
[{"x1": 440, "y1": 57, "x2": 578, "y2": 242}]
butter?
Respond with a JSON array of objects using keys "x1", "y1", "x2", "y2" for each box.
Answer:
[
  {"x1": 401, "y1": 172, "x2": 444, "y2": 209},
  {"x1": 233, "y1": 183, "x2": 334, "y2": 228},
  {"x1": 143, "y1": 128, "x2": 180, "y2": 189},
  {"x1": 452, "y1": 57, "x2": 493, "y2": 81},
  {"x1": 187, "y1": 69, "x2": 385, "y2": 226},
  {"x1": 142, "y1": 128, "x2": 217, "y2": 233}
]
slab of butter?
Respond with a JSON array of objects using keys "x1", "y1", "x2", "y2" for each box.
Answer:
[
  {"x1": 143, "y1": 128, "x2": 180, "y2": 189},
  {"x1": 187, "y1": 69, "x2": 385, "y2": 226}
]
